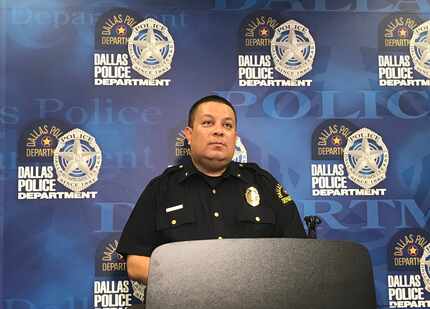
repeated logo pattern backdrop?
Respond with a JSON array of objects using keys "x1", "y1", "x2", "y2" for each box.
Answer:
[{"x1": 2, "y1": 1, "x2": 430, "y2": 309}]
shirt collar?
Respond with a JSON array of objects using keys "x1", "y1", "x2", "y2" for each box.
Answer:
[{"x1": 178, "y1": 157, "x2": 251, "y2": 184}]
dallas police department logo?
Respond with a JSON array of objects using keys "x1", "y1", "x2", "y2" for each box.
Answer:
[
  {"x1": 275, "y1": 183, "x2": 292, "y2": 205},
  {"x1": 343, "y1": 128, "x2": 389, "y2": 189},
  {"x1": 238, "y1": 16, "x2": 312, "y2": 87},
  {"x1": 379, "y1": 14, "x2": 421, "y2": 52},
  {"x1": 17, "y1": 123, "x2": 100, "y2": 200},
  {"x1": 53, "y1": 128, "x2": 102, "y2": 192},
  {"x1": 94, "y1": 235, "x2": 136, "y2": 309},
  {"x1": 309, "y1": 121, "x2": 387, "y2": 197},
  {"x1": 387, "y1": 230, "x2": 430, "y2": 308},
  {"x1": 270, "y1": 19, "x2": 315, "y2": 80},
  {"x1": 19, "y1": 123, "x2": 65, "y2": 163},
  {"x1": 95, "y1": 236, "x2": 126, "y2": 276},
  {"x1": 95, "y1": 8, "x2": 140, "y2": 50},
  {"x1": 239, "y1": 12, "x2": 281, "y2": 51},
  {"x1": 94, "y1": 12, "x2": 172, "y2": 87},
  {"x1": 128, "y1": 18, "x2": 175, "y2": 80},
  {"x1": 245, "y1": 186, "x2": 260, "y2": 207},
  {"x1": 376, "y1": 14, "x2": 430, "y2": 87},
  {"x1": 388, "y1": 229, "x2": 430, "y2": 271},
  {"x1": 410, "y1": 20, "x2": 430, "y2": 79},
  {"x1": 244, "y1": 16, "x2": 275, "y2": 47},
  {"x1": 421, "y1": 244, "x2": 430, "y2": 293},
  {"x1": 311, "y1": 120, "x2": 356, "y2": 160}
]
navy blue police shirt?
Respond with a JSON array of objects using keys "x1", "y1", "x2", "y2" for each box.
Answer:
[{"x1": 117, "y1": 159, "x2": 306, "y2": 257}]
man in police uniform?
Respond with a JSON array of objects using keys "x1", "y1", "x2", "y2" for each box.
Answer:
[{"x1": 117, "y1": 95, "x2": 306, "y2": 284}]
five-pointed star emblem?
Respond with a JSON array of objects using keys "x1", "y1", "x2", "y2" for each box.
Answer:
[
  {"x1": 399, "y1": 28, "x2": 408, "y2": 38},
  {"x1": 259, "y1": 27, "x2": 269, "y2": 37},
  {"x1": 130, "y1": 28, "x2": 168, "y2": 63},
  {"x1": 332, "y1": 135, "x2": 342, "y2": 146},
  {"x1": 57, "y1": 139, "x2": 97, "y2": 175},
  {"x1": 273, "y1": 29, "x2": 310, "y2": 64},
  {"x1": 42, "y1": 136, "x2": 51, "y2": 146},
  {"x1": 117, "y1": 26, "x2": 126, "y2": 36},
  {"x1": 408, "y1": 245, "x2": 418, "y2": 256},
  {"x1": 348, "y1": 137, "x2": 384, "y2": 174},
  {"x1": 414, "y1": 34, "x2": 430, "y2": 65}
]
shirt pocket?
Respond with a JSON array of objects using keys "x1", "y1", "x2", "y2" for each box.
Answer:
[
  {"x1": 156, "y1": 204, "x2": 196, "y2": 231},
  {"x1": 236, "y1": 206, "x2": 276, "y2": 225}
]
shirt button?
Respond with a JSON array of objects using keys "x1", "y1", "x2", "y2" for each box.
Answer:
[
  {"x1": 214, "y1": 212, "x2": 220, "y2": 218},
  {"x1": 218, "y1": 236, "x2": 223, "y2": 240},
  {"x1": 171, "y1": 219, "x2": 177, "y2": 225},
  {"x1": 179, "y1": 165, "x2": 183, "y2": 169},
  {"x1": 212, "y1": 189, "x2": 216, "y2": 194},
  {"x1": 255, "y1": 216, "x2": 261, "y2": 222},
  {"x1": 237, "y1": 173, "x2": 241, "y2": 177},
  {"x1": 185, "y1": 172, "x2": 188, "y2": 176}
]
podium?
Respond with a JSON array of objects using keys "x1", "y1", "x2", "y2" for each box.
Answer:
[{"x1": 145, "y1": 238, "x2": 377, "y2": 309}]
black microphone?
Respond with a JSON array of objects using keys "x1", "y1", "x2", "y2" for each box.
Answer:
[{"x1": 304, "y1": 216, "x2": 321, "y2": 239}]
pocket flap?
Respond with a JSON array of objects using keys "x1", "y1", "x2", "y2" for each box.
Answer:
[
  {"x1": 157, "y1": 204, "x2": 195, "y2": 230},
  {"x1": 237, "y1": 206, "x2": 275, "y2": 224}
]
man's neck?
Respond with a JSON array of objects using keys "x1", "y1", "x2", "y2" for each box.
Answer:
[{"x1": 190, "y1": 157, "x2": 228, "y2": 177}]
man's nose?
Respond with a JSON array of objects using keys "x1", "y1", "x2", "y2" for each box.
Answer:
[{"x1": 212, "y1": 123, "x2": 225, "y2": 136}]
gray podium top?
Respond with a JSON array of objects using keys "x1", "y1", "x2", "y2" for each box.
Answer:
[{"x1": 146, "y1": 238, "x2": 377, "y2": 309}]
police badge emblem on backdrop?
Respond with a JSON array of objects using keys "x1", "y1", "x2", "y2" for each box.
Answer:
[
  {"x1": 237, "y1": 12, "x2": 315, "y2": 87},
  {"x1": 310, "y1": 120, "x2": 389, "y2": 197},
  {"x1": 94, "y1": 8, "x2": 174, "y2": 87},
  {"x1": 17, "y1": 122, "x2": 102, "y2": 200},
  {"x1": 386, "y1": 229, "x2": 430, "y2": 308},
  {"x1": 377, "y1": 14, "x2": 430, "y2": 87}
]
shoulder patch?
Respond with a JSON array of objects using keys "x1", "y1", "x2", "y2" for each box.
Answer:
[{"x1": 275, "y1": 183, "x2": 293, "y2": 205}]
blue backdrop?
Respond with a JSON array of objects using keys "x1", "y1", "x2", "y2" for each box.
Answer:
[{"x1": 2, "y1": 1, "x2": 430, "y2": 309}]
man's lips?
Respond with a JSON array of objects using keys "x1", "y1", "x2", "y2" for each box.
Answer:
[{"x1": 208, "y1": 142, "x2": 226, "y2": 147}]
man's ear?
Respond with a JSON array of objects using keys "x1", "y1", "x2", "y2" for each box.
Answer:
[{"x1": 183, "y1": 126, "x2": 192, "y2": 145}]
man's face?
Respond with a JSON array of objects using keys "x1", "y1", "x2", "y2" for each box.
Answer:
[{"x1": 184, "y1": 101, "x2": 237, "y2": 173}]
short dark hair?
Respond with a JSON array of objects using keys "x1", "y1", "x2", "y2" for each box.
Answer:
[{"x1": 187, "y1": 95, "x2": 237, "y2": 127}]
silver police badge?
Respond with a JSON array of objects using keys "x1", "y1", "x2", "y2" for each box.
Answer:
[
  {"x1": 53, "y1": 128, "x2": 102, "y2": 192},
  {"x1": 343, "y1": 128, "x2": 389, "y2": 189},
  {"x1": 128, "y1": 18, "x2": 175, "y2": 80},
  {"x1": 270, "y1": 19, "x2": 315, "y2": 80},
  {"x1": 410, "y1": 20, "x2": 430, "y2": 79},
  {"x1": 421, "y1": 243, "x2": 430, "y2": 293},
  {"x1": 233, "y1": 136, "x2": 248, "y2": 163},
  {"x1": 245, "y1": 186, "x2": 260, "y2": 207}
]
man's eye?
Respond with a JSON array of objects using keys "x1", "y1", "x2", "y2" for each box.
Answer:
[
  {"x1": 202, "y1": 120, "x2": 212, "y2": 126},
  {"x1": 224, "y1": 123, "x2": 233, "y2": 129}
]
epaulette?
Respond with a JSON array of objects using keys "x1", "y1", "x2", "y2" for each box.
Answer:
[
  {"x1": 161, "y1": 164, "x2": 185, "y2": 176},
  {"x1": 238, "y1": 162, "x2": 275, "y2": 180}
]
